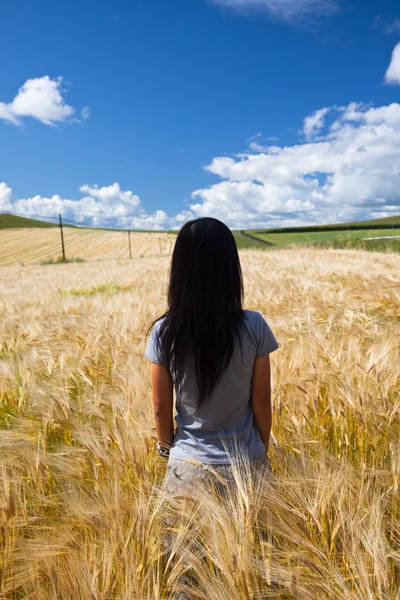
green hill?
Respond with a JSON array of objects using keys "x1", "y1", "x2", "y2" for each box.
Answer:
[
  {"x1": 0, "y1": 214, "x2": 57, "y2": 229},
  {"x1": 329, "y1": 215, "x2": 400, "y2": 227},
  {"x1": 249, "y1": 214, "x2": 400, "y2": 234}
]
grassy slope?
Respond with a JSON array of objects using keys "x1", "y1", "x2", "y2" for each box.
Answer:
[
  {"x1": 252, "y1": 228, "x2": 400, "y2": 245},
  {"x1": 320, "y1": 214, "x2": 400, "y2": 227},
  {"x1": 0, "y1": 214, "x2": 58, "y2": 228},
  {"x1": 230, "y1": 231, "x2": 269, "y2": 250},
  {"x1": 250, "y1": 214, "x2": 400, "y2": 233},
  {"x1": 244, "y1": 215, "x2": 400, "y2": 251}
]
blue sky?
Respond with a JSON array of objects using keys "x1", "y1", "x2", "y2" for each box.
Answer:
[{"x1": 1, "y1": 0, "x2": 400, "y2": 230}]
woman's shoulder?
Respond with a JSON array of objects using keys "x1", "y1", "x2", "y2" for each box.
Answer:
[
  {"x1": 243, "y1": 309, "x2": 261, "y2": 322},
  {"x1": 241, "y1": 310, "x2": 262, "y2": 341},
  {"x1": 152, "y1": 315, "x2": 167, "y2": 330}
]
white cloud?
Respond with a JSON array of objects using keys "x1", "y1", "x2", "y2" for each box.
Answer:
[
  {"x1": 174, "y1": 100, "x2": 400, "y2": 229},
  {"x1": 3, "y1": 68, "x2": 400, "y2": 231},
  {"x1": 302, "y1": 107, "x2": 330, "y2": 140},
  {"x1": 81, "y1": 106, "x2": 90, "y2": 119},
  {"x1": 246, "y1": 134, "x2": 279, "y2": 152},
  {"x1": 208, "y1": 0, "x2": 340, "y2": 23},
  {"x1": 0, "y1": 103, "x2": 20, "y2": 125},
  {"x1": 246, "y1": 132, "x2": 262, "y2": 143},
  {"x1": 385, "y1": 43, "x2": 400, "y2": 86},
  {"x1": 4, "y1": 93, "x2": 400, "y2": 235},
  {"x1": 79, "y1": 183, "x2": 141, "y2": 211},
  {"x1": 0, "y1": 182, "x2": 13, "y2": 211},
  {"x1": 0, "y1": 182, "x2": 174, "y2": 231},
  {"x1": 248, "y1": 141, "x2": 270, "y2": 152},
  {"x1": 0, "y1": 76, "x2": 79, "y2": 126},
  {"x1": 5, "y1": 97, "x2": 400, "y2": 231}
]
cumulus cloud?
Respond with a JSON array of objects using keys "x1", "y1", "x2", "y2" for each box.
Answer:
[
  {"x1": 385, "y1": 43, "x2": 400, "y2": 85},
  {"x1": 302, "y1": 107, "x2": 330, "y2": 140},
  {"x1": 0, "y1": 76, "x2": 80, "y2": 126},
  {"x1": 174, "y1": 100, "x2": 400, "y2": 228},
  {"x1": 3, "y1": 88, "x2": 400, "y2": 230},
  {"x1": 208, "y1": 0, "x2": 340, "y2": 24},
  {"x1": 79, "y1": 183, "x2": 141, "y2": 211},
  {"x1": 4, "y1": 97, "x2": 400, "y2": 231},
  {"x1": 0, "y1": 103, "x2": 19, "y2": 125},
  {"x1": 0, "y1": 182, "x2": 13, "y2": 211},
  {"x1": 0, "y1": 182, "x2": 173, "y2": 231}
]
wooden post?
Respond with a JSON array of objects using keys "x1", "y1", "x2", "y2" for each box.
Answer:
[
  {"x1": 128, "y1": 230, "x2": 132, "y2": 259},
  {"x1": 58, "y1": 214, "x2": 66, "y2": 261}
]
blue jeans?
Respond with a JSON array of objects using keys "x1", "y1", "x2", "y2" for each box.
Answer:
[{"x1": 161, "y1": 453, "x2": 272, "y2": 500}]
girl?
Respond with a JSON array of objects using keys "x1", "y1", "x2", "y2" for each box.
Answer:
[{"x1": 144, "y1": 217, "x2": 280, "y2": 499}]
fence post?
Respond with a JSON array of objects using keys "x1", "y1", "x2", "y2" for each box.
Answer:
[
  {"x1": 58, "y1": 214, "x2": 66, "y2": 261},
  {"x1": 128, "y1": 230, "x2": 132, "y2": 259}
]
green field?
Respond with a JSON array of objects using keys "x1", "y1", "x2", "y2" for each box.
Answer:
[
  {"x1": 331, "y1": 214, "x2": 400, "y2": 227},
  {"x1": 250, "y1": 228, "x2": 400, "y2": 246},
  {"x1": 251, "y1": 214, "x2": 400, "y2": 233},
  {"x1": 0, "y1": 214, "x2": 57, "y2": 228},
  {"x1": 227, "y1": 231, "x2": 270, "y2": 250}
]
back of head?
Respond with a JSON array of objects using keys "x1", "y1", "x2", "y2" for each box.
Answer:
[
  {"x1": 148, "y1": 217, "x2": 245, "y2": 411},
  {"x1": 169, "y1": 217, "x2": 243, "y2": 318}
]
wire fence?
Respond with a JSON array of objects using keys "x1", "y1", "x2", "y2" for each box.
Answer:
[
  {"x1": 0, "y1": 213, "x2": 177, "y2": 267},
  {"x1": 1, "y1": 212, "x2": 400, "y2": 267}
]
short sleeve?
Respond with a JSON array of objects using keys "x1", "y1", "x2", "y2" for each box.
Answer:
[
  {"x1": 256, "y1": 313, "x2": 279, "y2": 358},
  {"x1": 144, "y1": 320, "x2": 166, "y2": 365}
]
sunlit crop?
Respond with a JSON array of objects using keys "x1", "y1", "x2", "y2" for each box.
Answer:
[
  {"x1": 0, "y1": 227, "x2": 175, "y2": 266},
  {"x1": 0, "y1": 247, "x2": 399, "y2": 598}
]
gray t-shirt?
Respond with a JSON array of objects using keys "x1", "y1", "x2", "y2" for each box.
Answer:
[{"x1": 144, "y1": 309, "x2": 279, "y2": 464}]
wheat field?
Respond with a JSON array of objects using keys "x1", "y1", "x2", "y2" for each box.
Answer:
[
  {"x1": 0, "y1": 247, "x2": 399, "y2": 599},
  {"x1": 0, "y1": 227, "x2": 175, "y2": 266}
]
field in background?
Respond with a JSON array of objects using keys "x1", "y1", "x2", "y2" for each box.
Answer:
[
  {"x1": 251, "y1": 214, "x2": 400, "y2": 231},
  {"x1": 242, "y1": 214, "x2": 400, "y2": 252},
  {"x1": 2, "y1": 225, "x2": 398, "y2": 267},
  {"x1": 250, "y1": 227, "x2": 400, "y2": 249},
  {"x1": 0, "y1": 228, "x2": 176, "y2": 266},
  {"x1": 0, "y1": 227, "x2": 270, "y2": 265},
  {"x1": 2, "y1": 213, "x2": 400, "y2": 265},
  {"x1": 0, "y1": 248, "x2": 399, "y2": 598}
]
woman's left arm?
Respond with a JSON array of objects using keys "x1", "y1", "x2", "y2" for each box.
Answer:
[{"x1": 151, "y1": 362, "x2": 174, "y2": 450}]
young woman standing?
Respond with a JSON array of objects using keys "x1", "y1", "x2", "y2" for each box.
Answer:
[{"x1": 145, "y1": 217, "x2": 280, "y2": 499}]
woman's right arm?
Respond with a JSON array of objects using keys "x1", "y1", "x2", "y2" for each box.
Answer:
[{"x1": 251, "y1": 353, "x2": 272, "y2": 453}]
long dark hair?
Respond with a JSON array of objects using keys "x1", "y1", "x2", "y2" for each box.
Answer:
[{"x1": 145, "y1": 217, "x2": 245, "y2": 412}]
